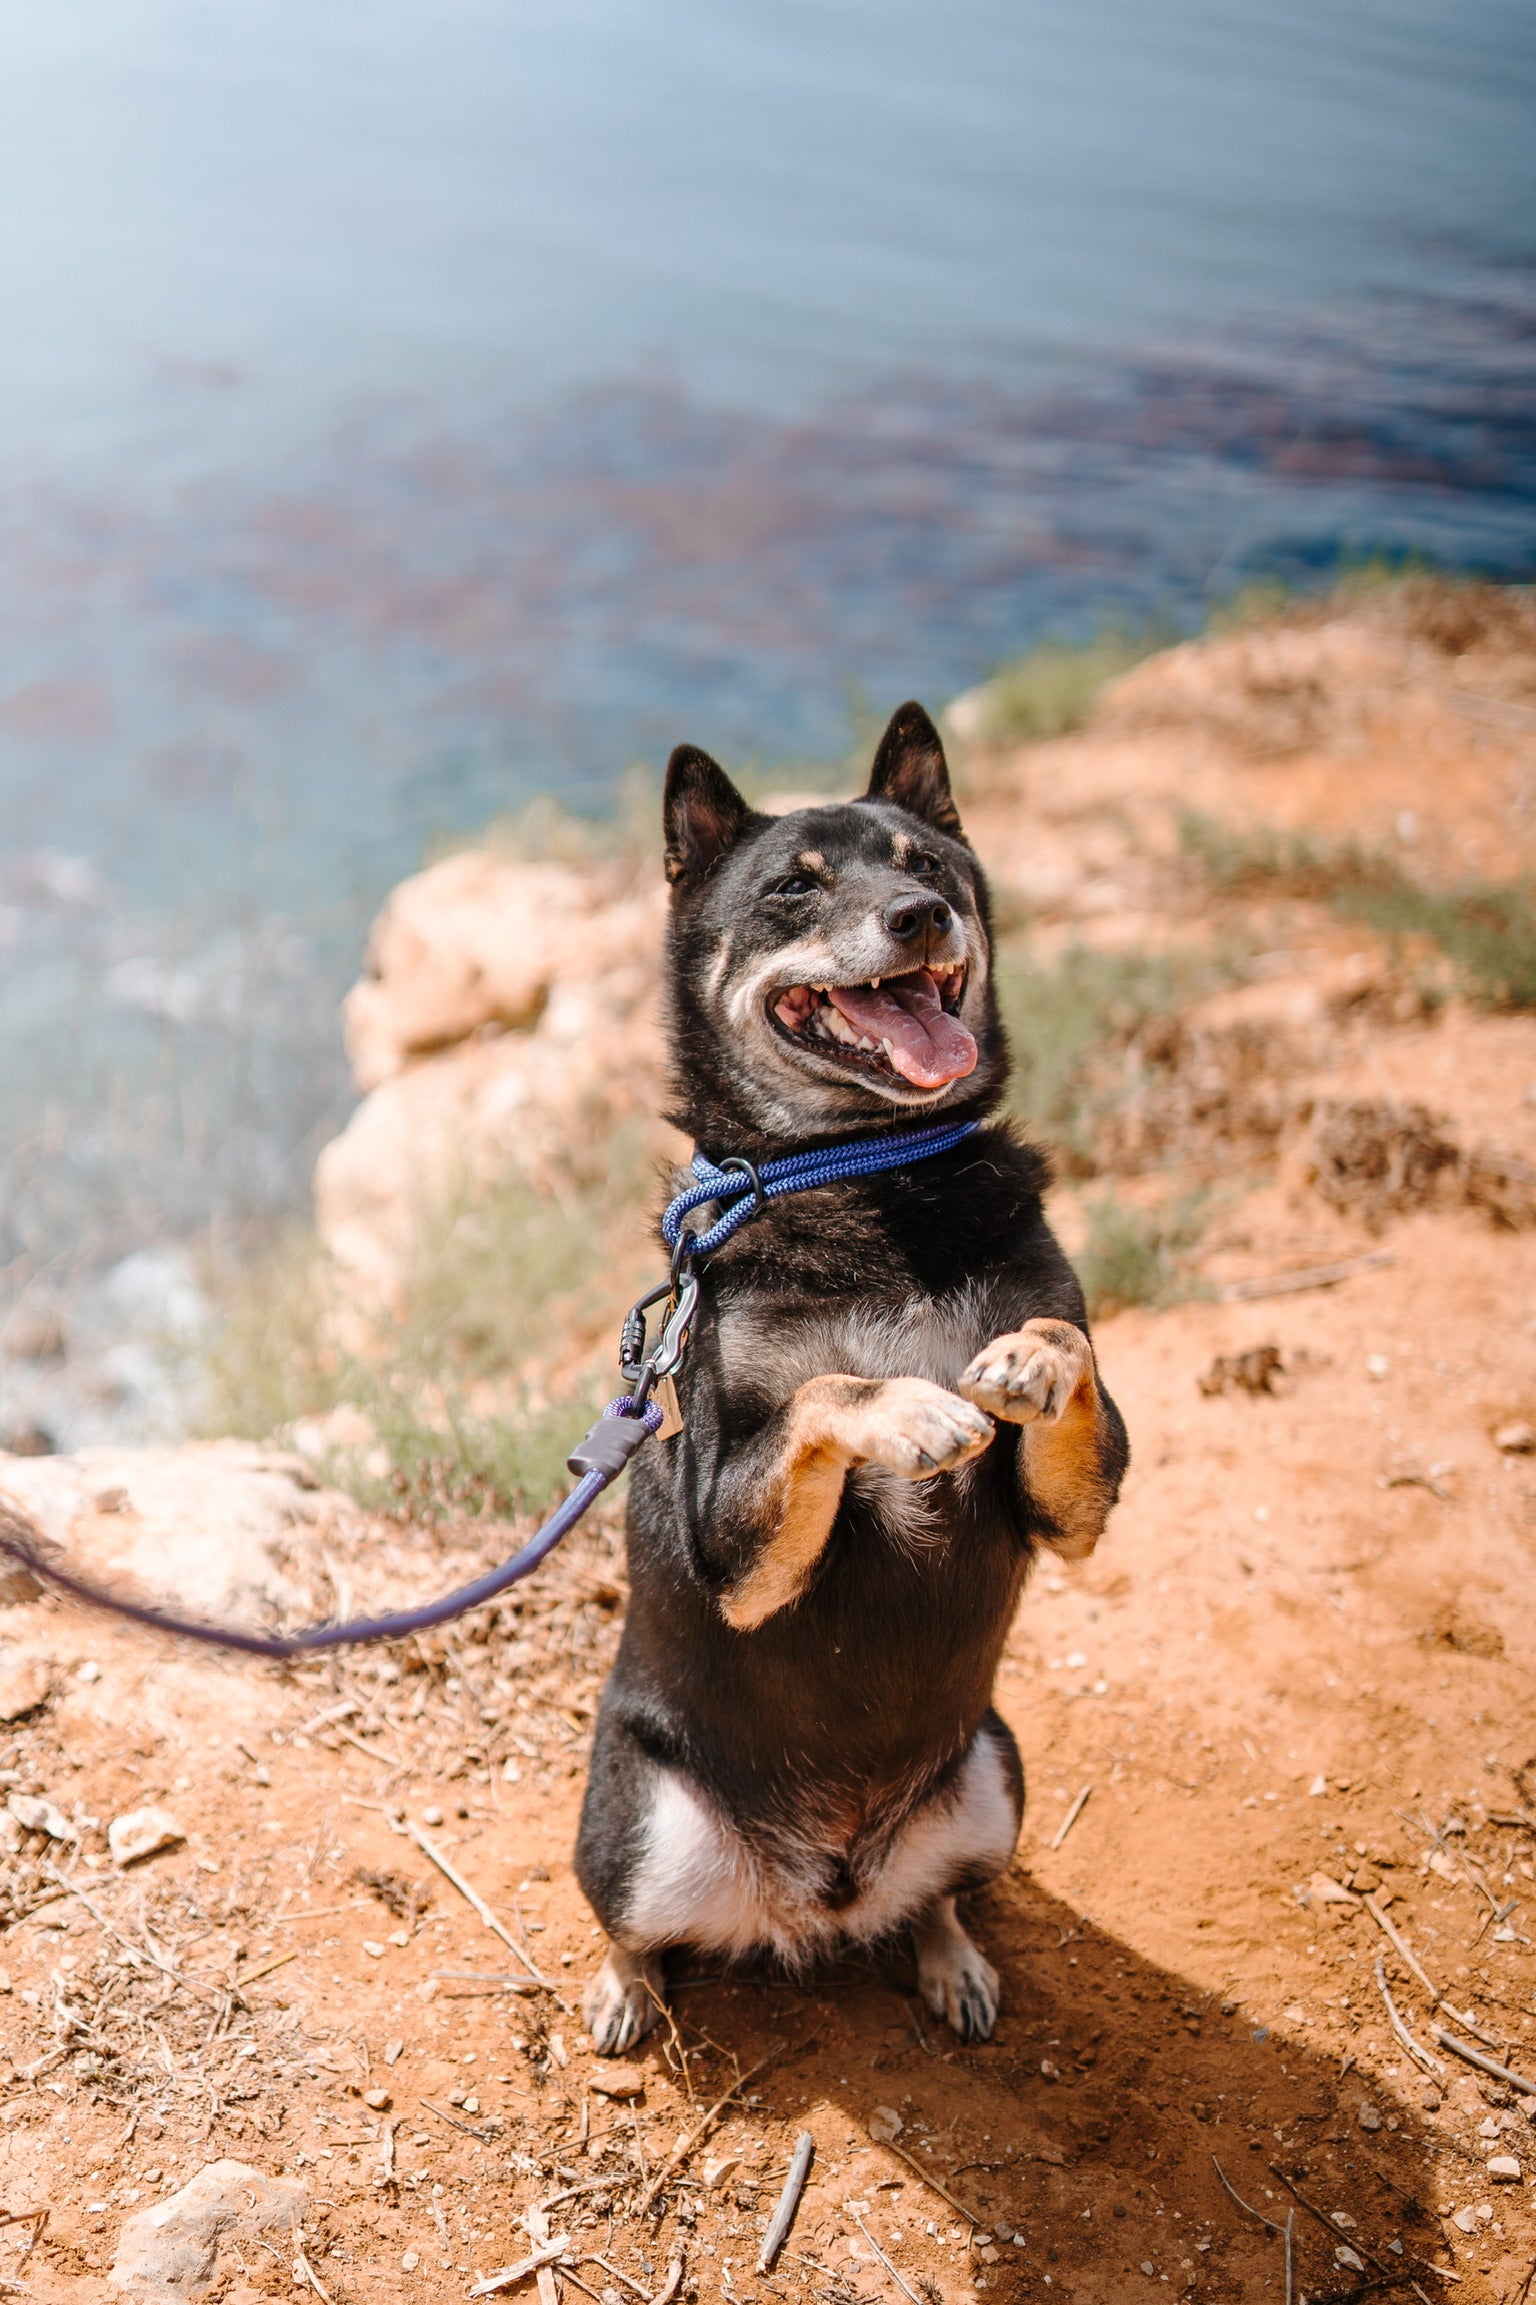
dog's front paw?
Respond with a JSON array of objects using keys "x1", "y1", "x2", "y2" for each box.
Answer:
[
  {"x1": 584, "y1": 1946, "x2": 664, "y2": 2056},
  {"x1": 853, "y1": 1378, "x2": 995, "y2": 1480},
  {"x1": 916, "y1": 1917, "x2": 1000, "y2": 2043},
  {"x1": 959, "y1": 1319, "x2": 1091, "y2": 1425}
]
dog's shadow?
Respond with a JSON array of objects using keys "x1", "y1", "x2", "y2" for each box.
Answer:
[{"x1": 657, "y1": 1870, "x2": 1483, "y2": 2302}]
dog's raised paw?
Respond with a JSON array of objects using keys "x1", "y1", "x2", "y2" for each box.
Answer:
[
  {"x1": 959, "y1": 1319, "x2": 1090, "y2": 1425},
  {"x1": 916, "y1": 1914, "x2": 1000, "y2": 2043},
  {"x1": 584, "y1": 1946, "x2": 665, "y2": 2056},
  {"x1": 854, "y1": 1377, "x2": 995, "y2": 1480}
]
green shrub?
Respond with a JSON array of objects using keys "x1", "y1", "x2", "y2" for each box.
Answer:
[
  {"x1": 1349, "y1": 879, "x2": 1536, "y2": 1012},
  {"x1": 1178, "y1": 812, "x2": 1536, "y2": 1011},
  {"x1": 961, "y1": 632, "x2": 1160, "y2": 745},
  {"x1": 996, "y1": 943, "x2": 1213, "y2": 1166},
  {"x1": 1075, "y1": 1192, "x2": 1208, "y2": 1318},
  {"x1": 202, "y1": 1138, "x2": 651, "y2": 1520}
]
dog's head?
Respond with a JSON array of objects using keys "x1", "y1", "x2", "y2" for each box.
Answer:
[{"x1": 661, "y1": 701, "x2": 1007, "y2": 1146}]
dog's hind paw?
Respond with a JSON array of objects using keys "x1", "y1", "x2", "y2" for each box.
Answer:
[
  {"x1": 584, "y1": 1945, "x2": 666, "y2": 2056},
  {"x1": 913, "y1": 1898, "x2": 1000, "y2": 2043}
]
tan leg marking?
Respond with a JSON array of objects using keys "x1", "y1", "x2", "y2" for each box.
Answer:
[
  {"x1": 719, "y1": 1375, "x2": 995, "y2": 1632},
  {"x1": 959, "y1": 1317, "x2": 1115, "y2": 1559}
]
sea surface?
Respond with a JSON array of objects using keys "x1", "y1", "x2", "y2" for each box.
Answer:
[{"x1": 1, "y1": 0, "x2": 1533, "y2": 1439}]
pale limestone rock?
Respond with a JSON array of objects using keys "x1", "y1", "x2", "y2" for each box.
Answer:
[
  {"x1": 315, "y1": 851, "x2": 672, "y2": 1310},
  {"x1": 110, "y1": 2159, "x2": 307, "y2": 2297},
  {"x1": 0, "y1": 1440, "x2": 350, "y2": 1625},
  {"x1": 109, "y1": 1806, "x2": 185, "y2": 1867},
  {"x1": 343, "y1": 849, "x2": 659, "y2": 1092},
  {"x1": 0, "y1": 1652, "x2": 51, "y2": 1721},
  {"x1": 8, "y1": 1791, "x2": 72, "y2": 1839}
]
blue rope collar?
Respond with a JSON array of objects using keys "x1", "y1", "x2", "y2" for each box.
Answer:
[{"x1": 661, "y1": 1117, "x2": 982, "y2": 1259}]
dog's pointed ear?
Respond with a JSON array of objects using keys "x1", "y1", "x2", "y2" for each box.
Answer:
[
  {"x1": 863, "y1": 701, "x2": 965, "y2": 840},
  {"x1": 663, "y1": 744, "x2": 752, "y2": 884}
]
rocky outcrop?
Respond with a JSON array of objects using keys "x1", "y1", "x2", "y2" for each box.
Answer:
[
  {"x1": 315, "y1": 847, "x2": 672, "y2": 1309},
  {"x1": 1097, "y1": 578, "x2": 1536, "y2": 758},
  {"x1": 0, "y1": 1440, "x2": 348, "y2": 1625}
]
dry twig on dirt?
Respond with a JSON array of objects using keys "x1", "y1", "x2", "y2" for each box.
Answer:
[
  {"x1": 1373, "y1": 1960, "x2": 1445, "y2": 2078},
  {"x1": 399, "y1": 1815, "x2": 562, "y2": 1998},
  {"x1": 1049, "y1": 1785, "x2": 1092, "y2": 1851},
  {"x1": 850, "y1": 2210, "x2": 926, "y2": 2305},
  {"x1": 1212, "y1": 2158, "x2": 1293, "y2": 2305},
  {"x1": 637, "y1": 2048, "x2": 781, "y2": 2216},
  {"x1": 758, "y1": 2130, "x2": 816, "y2": 2272},
  {"x1": 470, "y1": 2238, "x2": 572, "y2": 2297},
  {"x1": 1432, "y1": 2031, "x2": 1536, "y2": 2096},
  {"x1": 1267, "y1": 2165, "x2": 1432, "y2": 2305},
  {"x1": 867, "y1": 2138, "x2": 980, "y2": 2230}
]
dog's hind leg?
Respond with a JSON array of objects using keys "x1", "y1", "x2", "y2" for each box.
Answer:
[
  {"x1": 584, "y1": 1942, "x2": 667, "y2": 2057},
  {"x1": 913, "y1": 1896, "x2": 1000, "y2": 2043}
]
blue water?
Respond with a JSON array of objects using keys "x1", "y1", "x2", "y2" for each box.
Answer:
[
  {"x1": 0, "y1": 0, "x2": 1534, "y2": 1390},
  {"x1": 2, "y1": 0, "x2": 1532, "y2": 459}
]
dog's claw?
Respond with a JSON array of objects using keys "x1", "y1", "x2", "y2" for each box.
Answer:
[
  {"x1": 853, "y1": 1379, "x2": 995, "y2": 1480},
  {"x1": 584, "y1": 1946, "x2": 664, "y2": 2056},
  {"x1": 959, "y1": 1320, "x2": 1090, "y2": 1427},
  {"x1": 913, "y1": 1897, "x2": 1000, "y2": 2043}
]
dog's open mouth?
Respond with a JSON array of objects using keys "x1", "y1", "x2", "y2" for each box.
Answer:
[{"x1": 772, "y1": 966, "x2": 976, "y2": 1089}]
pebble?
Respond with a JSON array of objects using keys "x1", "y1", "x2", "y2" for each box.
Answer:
[
  {"x1": 1493, "y1": 1420, "x2": 1535, "y2": 1454},
  {"x1": 109, "y1": 1805, "x2": 185, "y2": 1867},
  {"x1": 1488, "y1": 2155, "x2": 1522, "y2": 2182},
  {"x1": 421, "y1": 1806, "x2": 444, "y2": 1826},
  {"x1": 869, "y1": 2104, "x2": 904, "y2": 2143},
  {"x1": 111, "y1": 2159, "x2": 308, "y2": 2296},
  {"x1": 1308, "y1": 1872, "x2": 1356, "y2": 1905},
  {"x1": 364, "y1": 2088, "x2": 392, "y2": 2111},
  {"x1": 8, "y1": 1791, "x2": 73, "y2": 1839},
  {"x1": 1358, "y1": 2104, "x2": 1382, "y2": 2132},
  {"x1": 589, "y1": 2063, "x2": 646, "y2": 2099},
  {"x1": 0, "y1": 1656, "x2": 52, "y2": 1723}
]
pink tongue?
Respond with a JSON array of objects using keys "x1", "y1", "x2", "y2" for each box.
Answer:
[{"x1": 826, "y1": 972, "x2": 978, "y2": 1089}]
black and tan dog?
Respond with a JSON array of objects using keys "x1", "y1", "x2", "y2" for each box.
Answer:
[{"x1": 576, "y1": 702, "x2": 1128, "y2": 2052}]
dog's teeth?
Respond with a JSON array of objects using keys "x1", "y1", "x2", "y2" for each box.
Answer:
[{"x1": 870, "y1": 976, "x2": 880, "y2": 990}]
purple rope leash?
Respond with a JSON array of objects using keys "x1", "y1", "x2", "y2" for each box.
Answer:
[
  {"x1": 0, "y1": 1116, "x2": 979, "y2": 1656},
  {"x1": 0, "y1": 1401, "x2": 661, "y2": 1658}
]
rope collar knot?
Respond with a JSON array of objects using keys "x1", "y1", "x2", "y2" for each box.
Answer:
[{"x1": 661, "y1": 1117, "x2": 982, "y2": 1259}]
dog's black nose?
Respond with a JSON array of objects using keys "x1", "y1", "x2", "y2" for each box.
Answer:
[{"x1": 884, "y1": 893, "x2": 953, "y2": 942}]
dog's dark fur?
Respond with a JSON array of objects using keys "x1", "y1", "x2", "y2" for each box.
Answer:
[{"x1": 575, "y1": 703, "x2": 1128, "y2": 2051}]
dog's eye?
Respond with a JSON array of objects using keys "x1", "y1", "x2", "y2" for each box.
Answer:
[
  {"x1": 908, "y1": 852, "x2": 941, "y2": 878},
  {"x1": 771, "y1": 872, "x2": 818, "y2": 898}
]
